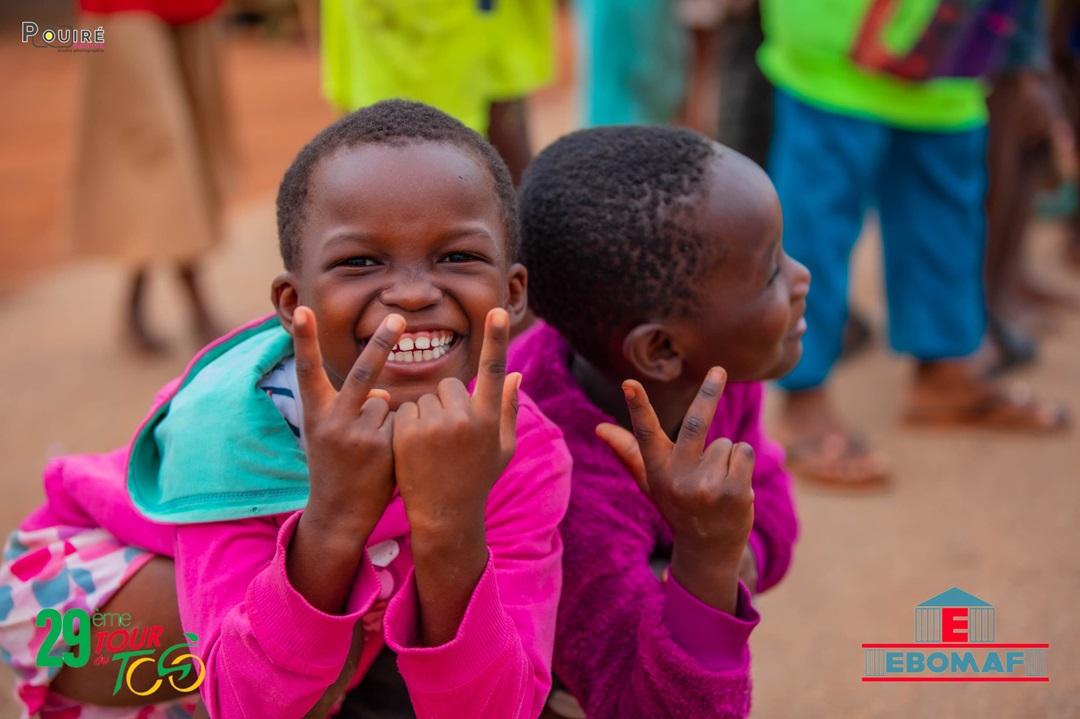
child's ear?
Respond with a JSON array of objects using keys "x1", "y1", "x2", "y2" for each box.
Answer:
[
  {"x1": 505, "y1": 262, "x2": 529, "y2": 326},
  {"x1": 271, "y1": 272, "x2": 301, "y2": 334},
  {"x1": 622, "y1": 323, "x2": 683, "y2": 382}
]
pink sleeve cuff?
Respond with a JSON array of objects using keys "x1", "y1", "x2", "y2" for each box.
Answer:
[
  {"x1": 662, "y1": 576, "x2": 760, "y2": 672},
  {"x1": 246, "y1": 511, "x2": 382, "y2": 676},
  {"x1": 384, "y1": 554, "x2": 517, "y2": 692}
]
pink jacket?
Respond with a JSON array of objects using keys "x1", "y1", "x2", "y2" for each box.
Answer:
[{"x1": 22, "y1": 320, "x2": 573, "y2": 719}]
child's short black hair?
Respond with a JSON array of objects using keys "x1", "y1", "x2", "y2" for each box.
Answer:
[
  {"x1": 277, "y1": 99, "x2": 519, "y2": 269},
  {"x1": 520, "y1": 125, "x2": 719, "y2": 367}
]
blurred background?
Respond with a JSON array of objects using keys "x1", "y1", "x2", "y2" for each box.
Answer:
[{"x1": 1, "y1": 0, "x2": 1078, "y2": 716}]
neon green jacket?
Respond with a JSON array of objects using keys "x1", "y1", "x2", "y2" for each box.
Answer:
[
  {"x1": 759, "y1": 0, "x2": 988, "y2": 130},
  {"x1": 321, "y1": 0, "x2": 553, "y2": 134}
]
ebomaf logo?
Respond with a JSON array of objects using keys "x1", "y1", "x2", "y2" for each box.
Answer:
[{"x1": 862, "y1": 588, "x2": 1049, "y2": 682}]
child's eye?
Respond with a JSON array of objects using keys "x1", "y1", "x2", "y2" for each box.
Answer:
[
  {"x1": 767, "y1": 264, "x2": 782, "y2": 285},
  {"x1": 440, "y1": 251, "x2": 480, "y2": 263},
  {"x1": 339, "y1": 257, "x2": 380, "y2": 268}
]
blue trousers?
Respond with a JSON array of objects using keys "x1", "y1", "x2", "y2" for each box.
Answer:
[{"x1": 769, "y1": 91, "x2": 989, "y2": 391}]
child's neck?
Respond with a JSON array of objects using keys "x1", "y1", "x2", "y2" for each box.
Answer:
[{"x1": 569, "y1": 351, "x2": 687, "y2": 439}]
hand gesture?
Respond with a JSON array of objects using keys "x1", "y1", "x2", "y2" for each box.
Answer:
[
  {"x1": 392, "y1": 308, "x2": 521, "y2": 538},
  {"x1": 596, "y1": 367, "x2": 754, "y2": 611},
  {"x1": 292, "y1": 306, "x2": 404, "y2": 537}
]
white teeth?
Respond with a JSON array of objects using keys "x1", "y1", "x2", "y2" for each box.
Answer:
[{"x1": 385, "y1": 333, "x2": 455, "y2": 362}]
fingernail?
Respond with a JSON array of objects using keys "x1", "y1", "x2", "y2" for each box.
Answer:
[
  {"x1": 622, "y1": 384, "x2": 634, "y2": 400},
  {"x1": 386, "y1": 314, "x2": 405, "y2": 332},
  {"x1": 491, "y1": 309, "x2": 508, "y2": 329},
  {"x1": 294, "y1": 310, "x2": 306, "y2": 330}
]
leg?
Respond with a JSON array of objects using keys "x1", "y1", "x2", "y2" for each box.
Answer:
[
  {"x1": 487, "y1": 98, "x2": 532, "y2": 186},
  {"x1": 877, "y1": 125, "x2": 988, "y2": 360},
  {"x1": 714, "y1": 5, "x2": 772, "y2": 167},
  {"x1": 577, "y1": 0, "x2": 687, "y2": 126},
  {"x1": 50, "y1": 557, "x2": 192, "y2": 706},
  {"x1": 983, "y1": 74, "x2": 1040, "y2": 371},
  {"x1": 127, "y1": 267, "x2": 170, "y2": 354},
  {"x1": 879, "y1": 125, "x2": 1067, "y2": 432},
  {"x1": 177, "y1": 262, "x2": 223, "y2": 345},
  {"x1": 769, "y1": 90, "x2": 890, "y2": 485}
]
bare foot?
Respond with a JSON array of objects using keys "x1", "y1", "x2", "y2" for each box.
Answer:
[
  {"x1": 1015, "y1": 273, "x2": 1080, "y2": 312},
  {"x1": 778, "y1": 388, "x2": 890, "y2": 487},
  {"x1": 904, "y1": 359, "x2": 1068, "y2": 433}
]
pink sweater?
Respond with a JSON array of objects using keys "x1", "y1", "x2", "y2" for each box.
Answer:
[
  {"x1": 22, "y1": 339, "x2": 572, "y2": 718},
  {"x1": 507, "y1": 322, "x2": 799, "y2": 718}
]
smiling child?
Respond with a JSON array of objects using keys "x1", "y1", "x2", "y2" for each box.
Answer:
[
  {"x1": 0, "y1": 100, "x2": 571, "y2": 719},
  {"x1": 509, "y1": 125, "x2": 806, "y2": 718}
]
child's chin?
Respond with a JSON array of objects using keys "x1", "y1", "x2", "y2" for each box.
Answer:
[{"x1": 770, "y1": 344, "x2": 804, "y2": 380}]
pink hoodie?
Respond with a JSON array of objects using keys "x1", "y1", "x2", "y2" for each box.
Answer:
[{"x1": 21, "y1": 319, "x2": 572, "y2": 719}]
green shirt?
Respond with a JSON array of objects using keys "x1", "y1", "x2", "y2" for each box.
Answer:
[{"x1": 758, "y1": 0, "x2": 988, "y2": 130}]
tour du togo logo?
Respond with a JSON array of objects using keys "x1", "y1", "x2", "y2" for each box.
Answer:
[
  {"x1": 862, "y1": 588, "x2": 1049, "y2": 682},
  {"x1": 35, "y1": 609, "x2": 205, "y2": 697}
]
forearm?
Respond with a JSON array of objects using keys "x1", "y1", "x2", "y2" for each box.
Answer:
[
  {"x1": 287, "y1": 506, "x2": 377, "y2": 614},
  {"x1": 410, "y1": 520, "x2": 489, "y2": 647},
  {"x1": 176, "y1": 515, "x2": 381, "y2": 718}
]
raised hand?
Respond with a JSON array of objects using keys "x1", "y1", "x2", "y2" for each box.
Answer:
[
  {"x1": 391, "y1": 307, "x2": 521, "y2": 645},
  {"x1": 595, "y1": 368, "x2": 754, "y2": 613},
  {"x1": 286, "y1": 307, "x2": 403, "y2": 614},
  {"x1": 392, "y1": 307, "x2": 520, "y2": 535}
]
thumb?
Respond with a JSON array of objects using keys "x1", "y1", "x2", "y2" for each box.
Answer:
[
  {"x1": 499, "y1": 372, "x2": 522, "y2": 464},
  {"x1": 595, "y1": 423, "x2": 649, "y2": 495}
]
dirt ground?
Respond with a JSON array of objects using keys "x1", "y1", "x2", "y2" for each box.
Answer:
[{"x1": 1, "y1": 20, "x2": 1078, "y2": 719}]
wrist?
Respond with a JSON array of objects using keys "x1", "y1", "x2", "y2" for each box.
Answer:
[
  {"x1": 670, "y1": 540, "x2": 743, "y2": 614},
  {"x1": 410, "y1": 517, "x2": 486, "y2": 558},
  {"x1": 406, "y1": 503, "x2": 486, "y2": 546},
  {"x1": 301, "y1": 502, "x2": 380, "y2": 549}
]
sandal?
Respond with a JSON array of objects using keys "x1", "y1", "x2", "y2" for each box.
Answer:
[
  {"x1": 904, "y1": 382, "x2": 1069, "y2": 433},
  {"x1": 783, "y1": 431, "x2": 890, "y2": 488}
]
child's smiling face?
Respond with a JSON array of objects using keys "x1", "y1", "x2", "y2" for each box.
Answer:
[
  {"x1": 665, "y1": 153, "x2": 810, "y2": 382},
  {"x1": 273, "y1": 141, "x2": 526, "y2": 406}
]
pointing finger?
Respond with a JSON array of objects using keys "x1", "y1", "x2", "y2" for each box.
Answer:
[
  {"x1": 621, "y1": 380, "x2": 673, "y2": 478},
  {"x1": 291, "y1": 307, "x2": 334, "y2": 414},
  {"x1": 595, "y1": 422, "x2": 649, "y2": 494},
  {"x1": 472, "y1": 308, "x2": 509, "y2": 417},
  {"x1": 337, "y1": 314, "x2": 405, "y2": 415},
  {"x1": 674, "y1": 367, "x2": 727, "y2": 461}
]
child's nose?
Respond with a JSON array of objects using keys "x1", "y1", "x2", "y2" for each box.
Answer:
[
  {"x1": 789, "y1": 256, "x2": 811, "y2": 299},
  {"x1": 379, "y1": 275, "x2": 442, "y2": 311}
]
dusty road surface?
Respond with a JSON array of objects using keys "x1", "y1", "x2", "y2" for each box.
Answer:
[{"x1": 1, "y1": 19, "x2": 1078, "y2": 719}]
